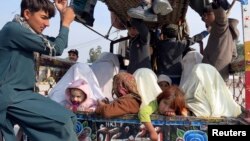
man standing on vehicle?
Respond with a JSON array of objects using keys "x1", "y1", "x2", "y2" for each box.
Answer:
[{"x1": 0, "y1": 0, "x2": 78, "y2": 140}]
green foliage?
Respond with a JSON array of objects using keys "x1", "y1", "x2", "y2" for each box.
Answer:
[
  {"x1": 236, "y1": 42, "x2": 244, "y2": 58},
  {"x1": 87, "y1": 46, "x2": 102, "y2": 63}
]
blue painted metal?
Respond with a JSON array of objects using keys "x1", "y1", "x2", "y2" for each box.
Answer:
[{"x1": 76, "y1": 113, "x2": 243, "y2": 141}]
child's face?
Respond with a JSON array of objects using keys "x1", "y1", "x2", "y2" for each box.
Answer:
[
  {"x1": 158, "y1": 81, "x2": 170, "y2": 91},
  {"x1": 70, "y1": 89, "x2": 86, "y2": 105},
  {"x1": 68, "y1": 52, "x2": 78, "y2": 62},
  {"x1": 128, "y1": 27, "x2": 138, "y2": 38},
  {"x1": 158, "y1": 99, "x2": 175, "y2": 116},
  {"x1": 202, "y1": 12, "x2": 215, "y2": 26},
  {"x1": 24, "y1": 10, "x2": 50, "y2": 34}
]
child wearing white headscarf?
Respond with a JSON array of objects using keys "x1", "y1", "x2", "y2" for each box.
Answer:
[
  {"x1": 133, "y1": 68, "x2": 162, "y2": 141},
  {"x1": 133, "y1": 68, "x2": 162, "y2": 108},
  {"x1": 157, "y1": 74, "x2": 172, "y2": 91}
]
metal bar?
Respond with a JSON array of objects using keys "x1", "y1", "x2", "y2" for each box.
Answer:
[{"x1": 110, "y1": 36, "x2": 130, "y2": 53}]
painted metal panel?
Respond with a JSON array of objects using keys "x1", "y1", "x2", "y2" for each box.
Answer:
[
  {"x1": 76, "y1": 114, "x2": 242, "y2": 141},
  {"x1": 243, "y1": 2, "x2": 250, "y2": 110}
]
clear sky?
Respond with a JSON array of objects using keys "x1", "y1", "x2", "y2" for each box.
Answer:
[{"x1": 0, "y1": 0, "x2": 244, "y2": 63}]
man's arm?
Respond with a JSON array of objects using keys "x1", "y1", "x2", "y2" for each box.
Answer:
[
  {"x1": 5, "y1": 3, "x2": 75, "y2": 56},
  {"x1": 212, "y1": 7, "x2": 229, "y2": 35},
  {"x1": 185, "y1": 30, "x2": 209, "y2": 47},
  {"x1": 130, "y1": 18, "x2": 150, "y2": 44},
  {"x1": 6, "y1": 21, "x2": 71, "y2": 56}
]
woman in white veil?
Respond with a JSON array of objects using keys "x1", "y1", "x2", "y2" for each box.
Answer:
[
  {"x1": 48, "y1": 63, "x2": 105, "y2": 105},
  {"x1": 181, "y1": 63, "x2": 242, "y2": 117},
  {"x1": 133, "y1": 68, "x2": 162, "y2": 141},
  {"x1": 133, "y1": 68, "x2": 162, "y2": 108},
  {"x1": 179, "y1": 51, "x2": 203, "y2": 86},
  {"x1": 91, "y1": 52, "x2": 120, "y2": 101}
]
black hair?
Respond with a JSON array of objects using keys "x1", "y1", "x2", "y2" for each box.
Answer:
[
  {"x1": 21, "y1": 0, "x2": 55, "y2": 18},
  {"x1": 126, "y1": 21, "x2": 132, "y2": 28},
  {"x1": 68, "y1": 49, "x2": 79, "y2": 56},
  {"x1": 162, "y1": 24, "x2": 178, "y2": 38},
  {"x1": 202, "y1": 4, "x2": 213, "y2": 15}
]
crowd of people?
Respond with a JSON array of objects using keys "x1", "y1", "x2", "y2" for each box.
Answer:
[
  {"x1": 0, "y1": 0, "x2": 243, "y2": 141},
  {"x1": 49, "y1": 57, "x2": 242, "y2": 141}
]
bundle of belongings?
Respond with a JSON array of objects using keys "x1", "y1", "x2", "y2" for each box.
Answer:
[{"x1": 70, "y1": 0, "x2": 97, "y2": 27}]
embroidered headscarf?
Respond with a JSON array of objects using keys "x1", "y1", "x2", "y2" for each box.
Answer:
[{"x1": 112, "y1": 72, "x2": 139, "y2": 99}]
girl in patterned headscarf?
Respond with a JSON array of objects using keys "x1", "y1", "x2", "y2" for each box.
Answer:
[{"x1": 95, "y1": 72, "x2": 141, "y2": 118}]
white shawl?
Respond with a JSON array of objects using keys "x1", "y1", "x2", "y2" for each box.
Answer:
[
  {"x1": 181, "y1": 64, "x2": 242, "y2": 117},
  {"x1": 133, "y1": 68, "x2": 162, "y2": 108},
  {"x1": 91, "y1": 52, "x2": 120, "y2": 101},
  {"x1": 48, "y1": 63, "x2": 105, "y2": 105},
  {"x1": 179, "y1": 51, "x2": 203, "y2": 87}
]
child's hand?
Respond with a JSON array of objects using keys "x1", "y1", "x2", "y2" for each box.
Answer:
[
  {"x1": 165, "y1": 111, "x2": 176, "y2": 116},
  {"x1": 149, "y1": 130, "x2": 158, "y2": 141},
  {"x1": 97, "y1": 99, "x2": 106, "y2": 107},
  {"x1": 101, "y1": 98, "x2": 109, "y2": 104},
  {"x1": 181, "y1": 108, "x2": 189, "y2": 117},
  {"x1": 84, "y1": 108, "x2": 95, "y2": 114}
]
